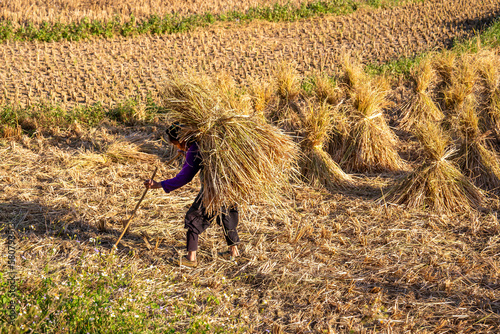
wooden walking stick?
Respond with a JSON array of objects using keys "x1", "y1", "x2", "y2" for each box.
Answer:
[{"x1": 113, "y1": 152, "x2": 181, "y2": 250}]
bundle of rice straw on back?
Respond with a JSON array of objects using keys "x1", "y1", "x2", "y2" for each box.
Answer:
[
  {"x1": 382, "y1": 121, "x2": 484, "y2": 213},
  {"x1": 340, "y1": 68, "x2": 406, "y2": 173},
  {"x1": 299, "y1": 101, "x2": 353, "y2": 190},
  {"x1": 162, "y1": 74, "x2": 299, "y2": 216},
  {"x1": 399, "y1": 57, "x2": 444, "y2": 131}
]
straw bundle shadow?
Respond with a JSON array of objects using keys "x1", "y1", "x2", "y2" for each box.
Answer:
[
  {"x1": 340, "y1": 78, "x2": 406, "y2": 173},
  {"x1": 299, "y1": 101, "x2": 353, "y2": 190},
  {"x1": 399, "y1": 57, "x2": 444, "y2": 131},
  {"x1": 162, "y1": 74, "x2": 299, "y2": 216},
  {"x1": 382, "y1": 122, "x2": 484, "y2": 213}
]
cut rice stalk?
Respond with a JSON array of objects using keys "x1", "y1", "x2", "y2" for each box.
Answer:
[
  {"x1": 300, "y1": 101, "x2": 353, "y2": 190},
  {"x1": 267, "y1": 62, "x2": 303, "y2": 133},
  {"x1": 443, "y1": 54, "x2": 478, "y2": 112},
  {"x1": 399, "y1": 57, "x2": 444, "y2": 131},
  {"x1": 311, "y1": 72, "x2": 343, "y2": 105},
  {"x1": 382, "y1": 122, "x2": 484, "y2": 213},
  {"x1": 341, "y1": 78, "x2": 406, "y2": 173}
]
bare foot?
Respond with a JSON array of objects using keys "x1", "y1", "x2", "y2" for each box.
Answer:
[{"x1": 229, "y1": 245, "x2": 240, "y2": 257}]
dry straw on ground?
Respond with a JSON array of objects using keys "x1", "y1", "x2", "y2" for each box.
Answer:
[
  {"x1": 383, "y1": 121, "x2": 484, "y2": 213},
  {"x1": 1, "y1": 124, "x2": 499, "y2": 332},
  {"x1": 161, "y1": 74, "x2": 299, "y2": 216}
]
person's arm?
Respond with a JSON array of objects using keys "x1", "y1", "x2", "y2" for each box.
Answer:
[{"x1": 144, "y1": 143, "x2": 202, "y2": 192}]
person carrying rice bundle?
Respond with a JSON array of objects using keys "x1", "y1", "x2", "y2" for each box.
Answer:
[
  {"x1": 144, "y1": 123, "x2": 240, "y2": 268},
  {"x1": 145, "y1": 74, "x2": 298, "y2": 268}
]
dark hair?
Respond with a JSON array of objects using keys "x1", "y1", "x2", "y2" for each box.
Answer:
[{"x1": 166, "y1": 123, "x2": 181, "y2": 142}]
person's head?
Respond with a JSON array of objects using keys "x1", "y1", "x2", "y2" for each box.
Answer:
[{"x1": 166, "y1": 123, "x2": 187, "y2": 151}]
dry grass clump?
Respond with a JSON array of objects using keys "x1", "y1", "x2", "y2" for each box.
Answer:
[
  {"x1": 299, "y1": 101, "x2": 353, "y2": 190},
  {"x1": 473, "y1": 50, "x2": 500, "y2": 141},
  {"x1": 162, "y1": 74, "x2": 299, "y2": 216},
  {"x1": 432, "y1": 49, "x2": 457, "y2": 88},
  {"x1": 339, "y1": 59, "x2": 406, "y2": 173},
  {"x1": 399, "y1": 56, "x2": 443, "y2": 130},
  {"x1": 383, "y1": 122, "x2": 484, "y2": 213},
  {"x1": 248, "y1": 77, "x2": 274, "y2": 119}
]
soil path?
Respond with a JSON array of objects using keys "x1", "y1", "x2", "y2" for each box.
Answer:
[{"x1": 1, "y1": 0, "x2": 499, "y2": 107}]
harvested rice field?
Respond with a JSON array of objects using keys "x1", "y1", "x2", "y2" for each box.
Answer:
[
  {"x1": 1, "y1": 0, "x2": 500, "y2": 108},
  {"x1": 1, "y1": 1, "x2": 500, "y2": 333}
]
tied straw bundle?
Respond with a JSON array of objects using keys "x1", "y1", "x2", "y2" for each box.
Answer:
[
  {"x1": 382, "y1": 121, "x2": 484, "y2": 213},
  {"x1": 340, "y1": 58, "x2": 406, "y2": 173},
  {"x1": 450, "y1": 60, "x2": 500, "y2": 192},
  {"x1": 399, "y1": 57, "x2": 444, "y2": 131},
  {"x1": 300, "y1": 101, "x2": 353, "y2": 190},
  {"x1": 162, "y1": 74, "x2": 299, "y2": 216}
]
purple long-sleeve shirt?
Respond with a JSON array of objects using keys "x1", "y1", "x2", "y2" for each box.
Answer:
[{"x1": 161, "y1": 143, "x2": 202, "y2": 193}]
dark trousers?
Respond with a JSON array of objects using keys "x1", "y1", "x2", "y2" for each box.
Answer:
[{"x1": 184, "y1": 190, "x2": 240, "y2": 252}]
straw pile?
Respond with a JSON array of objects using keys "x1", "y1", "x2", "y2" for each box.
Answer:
[
  {"x1": 399, "y1": 57, "x2": 444, "y2": 131},
  {"x1": 299, "y1": 101, "x2": 353, "y2": 190},
  {"x1": 383, "y1": 122, "x2": 484, "y2": 213},
  {"x1": 339, "y1": 59, "x2": 406, "y2": 173},
  {"x1": 161, "y1": 74, "x2": 299, "y2": 216}
]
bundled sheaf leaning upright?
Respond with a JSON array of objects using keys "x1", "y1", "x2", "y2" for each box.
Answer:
[{"x1": 145, "y1": 74, "x2": 298, "y2": 267}]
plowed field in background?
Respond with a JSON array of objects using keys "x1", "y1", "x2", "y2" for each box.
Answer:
[
  {"x1": 1, "y1": 0, "x2": 499, "y2": 108},
  {"x1": 1, "y1": 0, "x2": 316, "y2": 26}
]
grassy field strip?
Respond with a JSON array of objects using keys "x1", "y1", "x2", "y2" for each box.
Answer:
[
  {"x1": 0, "y1": 0, "x2": 497, "y2": 109},
  {"x1": 1, "y1": 0, "x2": 330, "y2": 27},
  {"x1": 0, "y1": 0, "x2": 416, "y2": 42}
]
